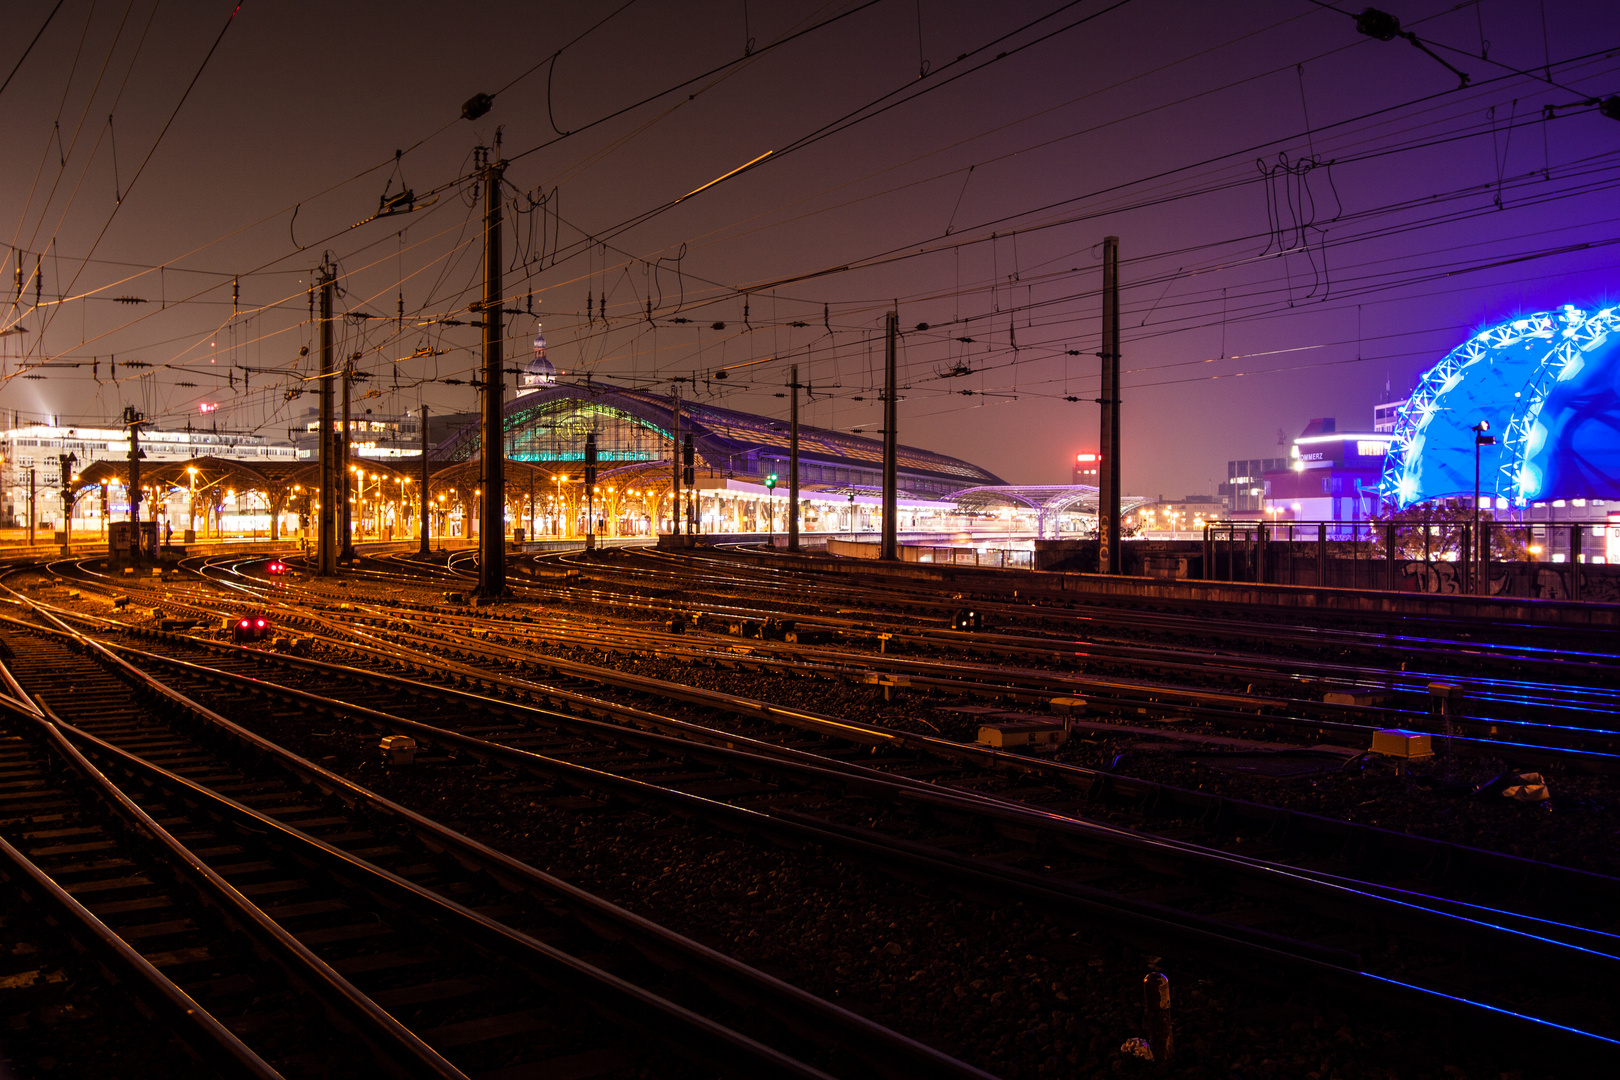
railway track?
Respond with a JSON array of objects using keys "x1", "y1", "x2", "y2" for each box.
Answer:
[
  {"x1": 16, "y1": 547, "x2": 1620, "y2": 1072},
  {"x1": 0, "y1": 595, "x2": 990, "y2": 1080},
  {"x1": 4, "y1": 605, "x2": 1615, "y2": 1062},
  {"x1": 336, "y1": 546, "x2": 1620, "y2": 741},
  {"x1": 99, "y1": 552, "x2": 1620, "y2": 778}
]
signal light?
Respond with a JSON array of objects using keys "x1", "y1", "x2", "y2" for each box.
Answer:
[{"x1": 256, "y1": 619, "x2": 266, "y2": 628}]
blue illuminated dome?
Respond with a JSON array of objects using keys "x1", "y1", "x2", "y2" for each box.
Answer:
[{"x1": 1381, "y1": 305, "x2": 1620, "y2": 507}]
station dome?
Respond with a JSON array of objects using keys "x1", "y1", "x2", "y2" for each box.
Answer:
[{"x1": 519, "y1": 329, "x2": 556, "y2": 395}]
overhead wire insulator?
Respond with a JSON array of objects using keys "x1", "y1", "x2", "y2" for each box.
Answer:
[{"x1": 1355, "y1": 8, "x2": 1401, "y2": 41}]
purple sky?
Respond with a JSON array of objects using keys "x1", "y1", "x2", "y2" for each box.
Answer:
[{"x1": 3, "y1": 0, "x2": 1618, "y2": 497}]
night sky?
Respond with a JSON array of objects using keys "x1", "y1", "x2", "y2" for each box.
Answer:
[{"x1": 3, "y1": 0, "x2": 1618, "y2": 498}]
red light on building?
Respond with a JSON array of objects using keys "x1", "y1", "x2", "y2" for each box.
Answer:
[{"x1": 1073, "y1": 453, "x2": 1100, "y2": 484}]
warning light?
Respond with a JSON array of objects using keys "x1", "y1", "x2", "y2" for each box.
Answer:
[
  {"x1": 1075, "y1": 453, "x2": 1099, "y2": 462},
  {"x1": 199, "y1": 403, "x2": 218, "y2": 413}
]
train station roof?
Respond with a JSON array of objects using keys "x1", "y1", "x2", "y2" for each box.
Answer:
[
  {"x1": 949, "y1": 485, "x2": 1151, "y2": 515},
  {"x1": 433, "y1": 380, "x2": 1004, "y2": 496}
]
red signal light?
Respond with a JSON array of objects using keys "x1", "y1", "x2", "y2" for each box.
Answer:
[
  {"x1": 239, "y1": 620, "x2": 250, "y2": 628},
  {"x1": 256, "y1": 619, "x2": 266, "y2": 628}
]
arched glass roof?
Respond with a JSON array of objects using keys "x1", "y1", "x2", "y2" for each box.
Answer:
[
  {"x1": 1381, "y1": 305, "x2": 1620, "y2": 507},
  {"x1": 435, "y1": 380, "x2": 1004, "y2": 491}
]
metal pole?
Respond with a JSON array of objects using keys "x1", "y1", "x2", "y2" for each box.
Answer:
[
  {"x1": 316, "y1": 269, "x2": 337, "y2": 575},
  {"x1": 418, "y1": 405, "x2": 430, "y2": 554},
  {"x1": 1568, "y1": 521, "x2": 1581, "y2": 599},
  {"x1": 671, "y1": 383, "x2": 681, "y2": 537},
  {"x1": 27, "y1": 467, "x2": 34, "y2": 546},
  {"x1": 59, "y1": 453, "x2": 74, "y2": 552},
  {"x1": 340, "y1": 359, "x2": 354, "y2": 562},
  {"x1": 1473, "y1": 435, "x2": 1481, "y2": 594},
  {"x1": 478, "y1": 147, "x2": 507, "y2": 597},
  {"x1": 880, "y1": 311, "x2": 898, "y2": 561},
  {"x1": 123, "y1": 405, "x2": 144, "y2": 568},
  {"x1": 1098, "y1": 236, "x2": 1122, "y2": 574},
  {"x1": 789, "y1": 363, "x2": 800, "y2": 553},
  {"x1": 585, "y1": 432, "x2": 596, "y2": 552},
  {"x1": 1385, "y1": 519, "x2": 1396, "y2": 591}
]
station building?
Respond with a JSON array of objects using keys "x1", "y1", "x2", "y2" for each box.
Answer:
[
  {"x1": 2, "y1": 423, "x2": 295, "y2": 532},
  {"x1": 431, "y1": 378, "x2": 1006, "y2": 537}
]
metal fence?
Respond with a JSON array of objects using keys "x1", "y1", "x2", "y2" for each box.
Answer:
[{"x1": 1201, "y1": 519, "x2": 1613, "y2": 600}]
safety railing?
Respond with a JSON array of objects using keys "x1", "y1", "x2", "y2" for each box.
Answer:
[{"x1": 1202, "y1": 519, "x2": 1613, "y2": 600}]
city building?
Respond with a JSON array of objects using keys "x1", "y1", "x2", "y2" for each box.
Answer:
[
  {"x1": 1220, "y1": 457, "x2": 1287, "y2": 516},
  {"x1": 1, "y1": 423, "x2": 295, "y2": 530},
  {"x1": 1133, "y1": 493, "x2": 1225, "y2": 535},
  {"x1": 1373, "y1": 398, "x2": 1407, "y2": 433},
  {"x1": 288, "y1": 407, "x2": 431, "y2": 461},
  {"x1": 1262, "y1": 418, "x2": 1392, "y2": 524},
  {"x1": 1071, "y1": 452, "x2": 1100, "y2": 485}
]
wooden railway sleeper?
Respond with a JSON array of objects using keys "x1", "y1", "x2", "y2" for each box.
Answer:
[
  {"x1": 0, "y1": 800, "x2": 284, "y2": 1080},
  {"x1": 0, "y1": 699, "x2": 466, "y2": 1080},
  {"x1": 136, "y1": 638, "x2": 1620, "y2": 997},
  {"x1": 46, "y1": 710, "x2": 844, "y2": 1080}
]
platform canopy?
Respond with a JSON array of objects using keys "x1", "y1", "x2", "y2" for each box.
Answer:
[
  {"x1": 73, "y1": 456, "x2": 419, "y2": 540},
  {"x1": 948, "y1": 485, "x2": 1151, "y2": 538}
]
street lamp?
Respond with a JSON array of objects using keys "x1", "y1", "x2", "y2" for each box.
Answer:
[{"x1": 1472, "y1": 420, "x2": 1495, "y2": 594}]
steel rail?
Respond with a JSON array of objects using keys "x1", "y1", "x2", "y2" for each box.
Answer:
[
  {"x1": 2, "y1": 606, "x2": 992, "y2": 1079},
  {"x1": 324, "y1": 603, "x2": 1620, "y2": 767},
  {"x1": 106, "y1": 617, "x2": 1620, "y2": 918},
  {"x1": 213, "y1": 585, "x2": 1620, "y2": 772},
  {"x1": 33, "y1": 600, "x2": 1620, "y2": 942},
  {"x1": 9, "y1": 599, "x2": 859, "y2": 1080},
  {"x1": 38, "y1": 706, "x2": 843, "y2": 1080},
  {"x1": 599, "y1": 545, "x2": 1620, "y2": 671},
  {"x1": 13, "y1": 594, "x2": 1620, "y2": 948},
  {"x1": 0, "y1": 821, "x2": 285, "y2": 1080},
  {"x1": 15, "y1": 563, "x2": 1620, "y2": 1062},
  {"x1": 108, "y1": 638, "x2": 1620, "y2": 974},
  {"x1": 284, "y1": 547, "x2": 1620, "y2": 731},
  {"x1": 94, "y1": 628, "x2": 1620, "y2": 1057},
  {"x1": 0, "y1": 694, "x2": 466, "y2": 1080},
  {"x1": 25, "y1": 565, "x2": 1620, "y2": 917},
  {"x1": 72, "y1": 550, "x2": 1620, "y2": 737}
]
